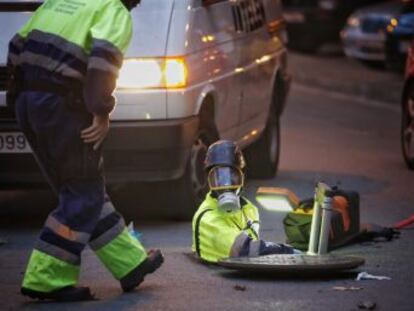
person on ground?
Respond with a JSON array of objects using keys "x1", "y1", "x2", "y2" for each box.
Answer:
[{"x1": 192, "y1": 140, "x2": 298, "y2": 264}]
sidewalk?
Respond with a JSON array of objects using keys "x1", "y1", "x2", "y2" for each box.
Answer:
[{"x1": 289, "y1": 50, "x2": 405, "y2": 105}]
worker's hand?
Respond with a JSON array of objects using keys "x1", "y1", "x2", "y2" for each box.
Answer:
[{"x1": 81, "y1": 114, "x2": 110, "y2": 150}]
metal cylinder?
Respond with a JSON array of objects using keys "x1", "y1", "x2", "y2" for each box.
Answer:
[
  {"x1": 307, "y1": 186, "x2": 322, "y2": 255},
  {"x1": 318, "y1": 195, "x2": 333, "y2": 255}
]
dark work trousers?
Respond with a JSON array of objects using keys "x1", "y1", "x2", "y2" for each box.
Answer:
[{"x1": 16, "y1": 90, "x2": 109, "y2": 264}]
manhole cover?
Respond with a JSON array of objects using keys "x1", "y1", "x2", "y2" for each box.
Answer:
[{"x1": 218, "y1": 254, "x2": 365, "y2": 273}]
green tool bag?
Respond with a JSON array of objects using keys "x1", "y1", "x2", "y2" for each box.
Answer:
[{"x1": 283, "y1": 189, "x2": 360, "y2": 251}]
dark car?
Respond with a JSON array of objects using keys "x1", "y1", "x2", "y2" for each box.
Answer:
[
  {"x1": 385, "y1": 1, "x2": 414, "y2": 71},
  {"x1": 282, "y1": 0, "x2": 384, "y2": 53},
  {"x1": 401, "y1": 39, "x2": 414, "y2": 169}
]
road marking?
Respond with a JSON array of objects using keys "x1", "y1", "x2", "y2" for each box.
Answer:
[{"x1": 292, "y1": 83, "x2": 400, "y2": 114}]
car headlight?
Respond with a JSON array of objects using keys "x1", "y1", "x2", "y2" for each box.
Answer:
[
  {"x1": 117, "y1": 57, "x2": 188, "y2": 89},
  {"x1": 386, "y1": 18, "x2": 399, "y2": 33},
  {"x1": 319, "y1": 0, "x2": 337, "y2": 10},
  {"x1": 347, "y1": 16, "x2": 360, "y2": 28}
]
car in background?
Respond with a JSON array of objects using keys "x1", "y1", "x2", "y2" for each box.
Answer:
[
  {"x1": 0, "y1": 0, "x2": 291, "y2": 219},
  {"x1": 281, "y1": 0, "x2": 383, "y2": 53},
  {"x1": 341, "y1": 1, "x2": 402, "y2": 64},
  {"x1": 385, "y1": 2, "x2": 414, "y2": 71},
  {"x1": 401, "y1": 39, "x2": 414, "y2": 170}
]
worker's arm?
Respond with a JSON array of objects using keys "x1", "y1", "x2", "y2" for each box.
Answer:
[
  {"x1": 83, "y1": 0, "x2": 132, "y2": 116},
  {"x1": 81, "y1": 0, "x2": 132, "y2": 149}
]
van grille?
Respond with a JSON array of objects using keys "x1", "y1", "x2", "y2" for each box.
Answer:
[
  {"x1": 0, "y1": 66, "x2": 16, "y2": 120},
  {"x1": 0, "y1": 105, "x2": 16, "y2": 121}
]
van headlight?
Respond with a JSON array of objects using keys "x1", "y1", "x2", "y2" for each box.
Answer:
[{"x1": 117, "y1": 57, "x2": 188, "y2": 89}]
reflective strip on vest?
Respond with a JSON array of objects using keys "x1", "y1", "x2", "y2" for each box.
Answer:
[
  {"x1": 20, "y1": 50, "x2": 84, "y2": 80},
  {"x1": 89, "y1": 56, "x2": 119, "y2": 76},
  {"x1": 28, "y1": 29, "x2": 88, "y2": 62},
  {"x1": 91, "y1": 39, "x2": 123, "y2": 67},
  {"x1": 17, "y1": 30, "x2": 88, "y2": 80}
]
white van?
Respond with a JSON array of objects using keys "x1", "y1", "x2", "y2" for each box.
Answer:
[{"x1": 0, "y1": 0, "x2": 291, "y2": 218}]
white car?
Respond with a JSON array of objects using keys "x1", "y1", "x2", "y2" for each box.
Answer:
[
  {"x1": 341, "y1": 1, "x2": 402, "y2": 63},
  {"x1": 0, "y1": 0, "x2": 291, "y2": 218}
]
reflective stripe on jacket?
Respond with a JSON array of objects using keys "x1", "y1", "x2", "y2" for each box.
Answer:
[
  {"x1": 192, "y1": 193, "x2": 260, "y2": 263},
  {"x1": 7, "y1": 0, "x2": 132, "y2": 116}
]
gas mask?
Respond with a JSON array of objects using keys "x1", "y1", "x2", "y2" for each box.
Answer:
[{"x1": 208, "y1": 166, "x2": 244, "y2": 213}]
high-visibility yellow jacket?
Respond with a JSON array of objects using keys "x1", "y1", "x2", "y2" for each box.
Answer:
[
  {"x1": 192, "y1": 192, "x2": 261, "y2": 263},
  {"x1": 7, "y1": 0, "x2": 132, "y2": 116}
]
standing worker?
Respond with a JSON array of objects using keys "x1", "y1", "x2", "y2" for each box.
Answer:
[
  {"x1": 7, "y1": 0, "x2": 163, "y2": 302},
  {"x1": 192, "y1": 140, "x2": 298, "y2": 263}
]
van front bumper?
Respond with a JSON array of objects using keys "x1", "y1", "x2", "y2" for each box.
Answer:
[
  {"x1": 104, "y1": 116, "x2": 199, "y2": 182},
  {"x1": 0, "y1": 116, "x2": 199, "y2": 186}
]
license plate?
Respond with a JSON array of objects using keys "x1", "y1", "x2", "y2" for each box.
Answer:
[
  {"x1": 400, "y1": 40, "x2": 411, "y2": 53},
  {"x1": 0, "y1": 132, "x2": 32, "y2": 153},
  {"x1": 283, "y1": 12, "x2": 305, "y2": 23}
]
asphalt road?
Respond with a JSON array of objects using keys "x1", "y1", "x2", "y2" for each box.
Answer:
[{"x1": 0, "y1": 84, "x2": 413, "y2": 311}]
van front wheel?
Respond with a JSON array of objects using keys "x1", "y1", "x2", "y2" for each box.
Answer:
[{"x1": 171, "y1": 130, "x2": 213, "y2": 220}]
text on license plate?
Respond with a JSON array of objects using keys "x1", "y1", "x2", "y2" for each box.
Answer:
[{"x1": 0, "y1": 132, "x2": 32, "y2": 153}]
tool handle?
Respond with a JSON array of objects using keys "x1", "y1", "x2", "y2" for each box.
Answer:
[{"x1": 394, "y1": 214, "x2": 414, "y2": 229}]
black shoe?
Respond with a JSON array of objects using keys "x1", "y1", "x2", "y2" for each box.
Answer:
[
  {"x1": 120, "y1": 249, "x2": 164, "y2": 292},
  {"x1": 21, "y1": 286, "x2": 94, "y2": 302}
]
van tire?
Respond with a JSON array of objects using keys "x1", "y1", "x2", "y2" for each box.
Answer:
[
  {"x1": 244, "y1": 105, "x2": 280, "y2": 178},
  {"x1": 171, "y1": 129, "x2": 216, "y2": 220}
]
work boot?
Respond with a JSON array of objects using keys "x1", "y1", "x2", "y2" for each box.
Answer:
[
  {"x1": 120, "y1": 249, "x2": 164, "y2": 292},
  {"x1": 21, "y1": 286, "x2": 94, "y2": 302}
]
